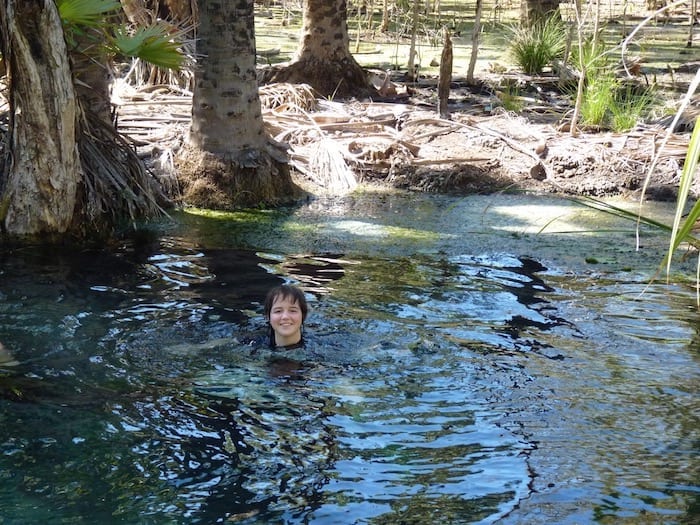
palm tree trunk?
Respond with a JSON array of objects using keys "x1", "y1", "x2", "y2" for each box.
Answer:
[
  {"x1": 189, "y1": 0, "x2": 266, "y2": 153},
  {"x1": 178, "y1": 0, "x2": 301, "y2": 208},
  {"x1": 520, "y1": 0, "x2": 561, "y2": 26},
  {"x1": 0, "y1": 0, "x2": 168, "y2": 237},
  {"x1": 269, "y1": 0, "x2": 374, "y2": 98}
]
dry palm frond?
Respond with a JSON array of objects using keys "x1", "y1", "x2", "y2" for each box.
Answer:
[
  {"x1": 263, "y1": 98, "x2": 357, "y2": 193},
  {"x1": 260, "y1": 83, "x2": 318, "y2": 112},
  {"x1": 306, "y1": 135, "x2": 357, "y2": 192},
  {"x1": 79, "y1": 110, "x2": 167, "y2": 230}
]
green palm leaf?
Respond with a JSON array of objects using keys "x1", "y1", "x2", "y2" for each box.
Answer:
[
  {"x1": 112, "y1": 24, "x2": 185, "y2": 71},
  {"x1": 57, "y1": 0, "x2": 120, "y2": 26}
]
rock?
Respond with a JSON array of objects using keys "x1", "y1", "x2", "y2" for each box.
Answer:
[{"x1": 530, "y1": 162, "x2": 547, "y2": 181}]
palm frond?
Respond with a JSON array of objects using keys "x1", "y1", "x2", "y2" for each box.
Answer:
[
  {"x1": 112, "y1": 23, "x2": 185, "y2": 71},
  {"x1": 569, "y1": 195, "x2": 680, "y2": 233},
  {"x1": 57, "y1": 0, "x2": 120, "y2": 27}
]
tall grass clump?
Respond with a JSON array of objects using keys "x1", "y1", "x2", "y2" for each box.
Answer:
[
  {"x1": 610, "y1": 83, "x2": 656, "y2": 132},
  {"x1": 579, "y1": 73, "x2": 617, "y2": 127},
  {"x1": 578, "y1": 73, "x2": 656, "y2": 131},
  {"x1": 570, "y1": 36, "x2": 656, "y2": 132},
  {"x1": 507, "y1": 16, "x2": 566, "y2": 75}
]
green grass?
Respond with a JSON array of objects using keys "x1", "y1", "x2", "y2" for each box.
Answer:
[
  {"x1": 506, "y1": 15, "x2": 567, "y2": 75},
  {"x1": 580, "y1": 74, "x2": 617, "y2": 126},
  {"x1": 610, "y1": 83, "x2": 657, "y2": 131}
]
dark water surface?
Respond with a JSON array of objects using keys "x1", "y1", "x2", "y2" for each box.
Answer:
[{"x1": 0, "y1": 193, "x2": 698, "y2": 524}]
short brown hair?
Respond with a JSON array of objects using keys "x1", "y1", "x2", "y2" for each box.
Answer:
[{"x1": 264, "y1": 284, "x2": 308, "y2": 322}]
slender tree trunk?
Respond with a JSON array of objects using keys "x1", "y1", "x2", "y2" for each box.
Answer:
[
  {"x1": 569, "y1": 2, "x2": 586, "y2": 137},
  {"x1": 268, "y1": 0, "x2": 375, "y2": 98},
  {"x1": 380, "y1": 0, "x2": 389, "y2": 32},
  {"x1": 688, "y1": 0, "x2": 696, "y2": 47},
  {"x1": 0, "y1": 0, "x2": 80, "y2": 235},
  {"x1": 437, "y1": 29, "x2": 452, "y2": 119},
  {"x1": 406, "y1": 0, "x2": 420, "y2": 81},
  {"x1": 466, "y1": 0, "x2": 483, "y2": 85},
  {"x1": 178, "y1": 0, "x2": 301, "y2": 208}
]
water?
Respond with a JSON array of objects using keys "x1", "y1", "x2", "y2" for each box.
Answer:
[{"x1": 0, "y1": 193, "x2": 698, "y2": 524}]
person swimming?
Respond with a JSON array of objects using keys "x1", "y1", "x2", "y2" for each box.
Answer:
[{"x1": 263, "y1": 284, "x2": 308, "y2": 350}]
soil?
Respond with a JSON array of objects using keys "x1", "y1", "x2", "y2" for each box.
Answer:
[
  {"x1": 377, "y1": 107, "x2": 686, "y2": 202},
  {"x1": 334, "y1": 77, "x2": 696, "y2": 202},
  {"x1": 116, "y1": 75, "x2": 697, "y2": 205}
]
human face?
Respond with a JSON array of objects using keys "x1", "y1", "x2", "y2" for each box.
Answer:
[{"x1": 268, "y1": 295, "x2": 303, "y2": 347}]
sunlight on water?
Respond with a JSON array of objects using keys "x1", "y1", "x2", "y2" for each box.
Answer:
[
  {"x1": 0, "y1": 194, "x2": 698, "y2": 524},
  {"x1": 487, "y1": 203, "x2": 597, "y2": 233}
]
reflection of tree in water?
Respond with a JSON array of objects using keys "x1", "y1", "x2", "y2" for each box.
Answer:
[
  {"x1": 496, "y1": 257, "x2": 579, "y2": 350},
  {"x1": 265, "y1": 254, "x2": 349, "y2": 296},
  {"x1": 165, "y1": 364, "x2": 338, "y2": 523}
]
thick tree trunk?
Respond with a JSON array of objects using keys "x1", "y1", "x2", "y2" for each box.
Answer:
[
  {"x1": 189, "y1": 0, "x2": 266, "y2": 153},
  {"x1": 178, "y1": 0, "x2": 301, "y2": 209},
  {"x1": 0, "y1": 0, "x2": 80, "y2": 235},
  {"x1": 269, "y1": 0, "x2": 375, "y2": 99},
  {"x1": 0, "y1": 0, "x2": 168, "y2": 238},
  {"x1": 520, "y1": 0, "x2": 561, "y2": 26}
]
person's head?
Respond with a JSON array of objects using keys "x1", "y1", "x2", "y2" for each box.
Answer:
[{"x1": 264, "y1": 284, "x2": 308, "y2": 348}]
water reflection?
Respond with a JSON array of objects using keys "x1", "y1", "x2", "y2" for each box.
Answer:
[
  {"x1": 0, "y1": 210, "x2": 698, "y2": 524},
  {"x1": 185, "y1": 341, "x2": 531, "y2": 523}
]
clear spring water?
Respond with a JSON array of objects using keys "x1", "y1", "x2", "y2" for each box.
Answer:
[{"x1": 0, "y1": 193, "x2": 698, "y2": 524}]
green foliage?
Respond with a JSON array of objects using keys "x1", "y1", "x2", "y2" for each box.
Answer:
[
  {"x1": 57, "y1": 0, "x2": 184, "y2": 71},
  {"x1": 57, "y1": 0, "x2": 120, "y2": 27},
  {"x1": 507, "y1": 16, "x2": 566, "y2": 75},
  {"x1": 112, "y1": 24, "x2": 185, "y2": 71},
  {"x1": 580, "y1": 74, "x2": 617, "y2": 126},
  {"x1": 570, "y1": 31, "x2": 609, "y2": 75},
  {"x1": 579, "y1": 73, "x2": 656, "y2": 131},
  {"x1": 666, "y1": 114, "x2": 700, "y2": 273},
  {"x1": 610, "y1": 84, "x2": 656, "y2": 132},
  {"x1": 565, "y1": 28, "x2": 657, "y2": 132}
]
